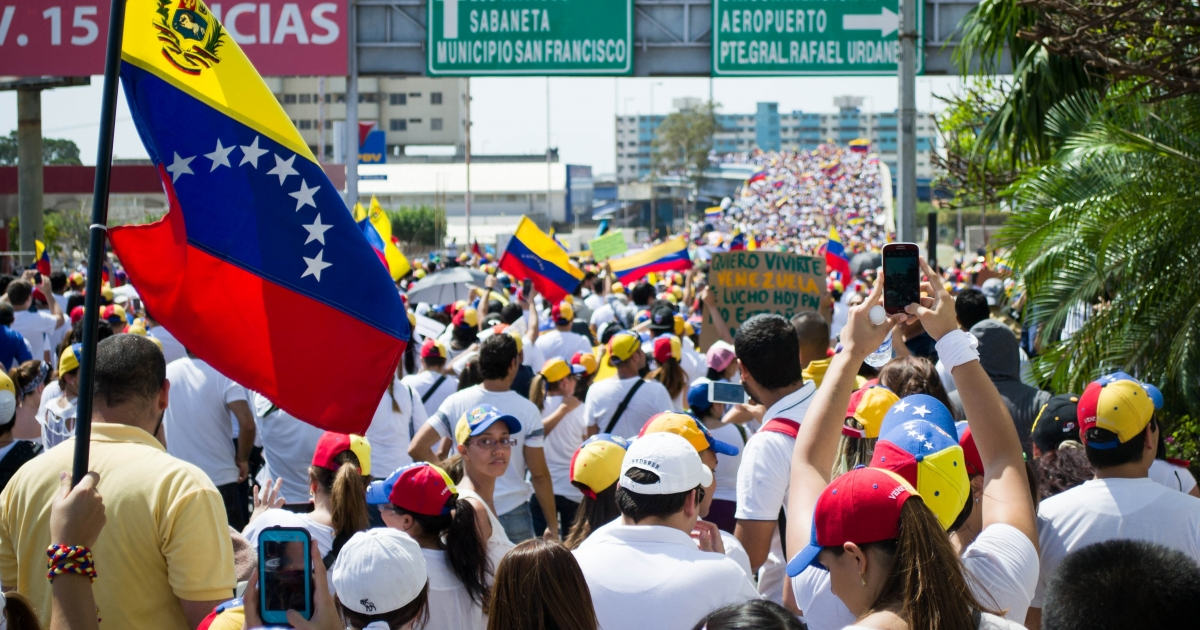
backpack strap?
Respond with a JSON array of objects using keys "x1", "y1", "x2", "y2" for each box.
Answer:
[
  {"x1": 421, "y1": 375, "x2": 448, "y2": 404},
  {"x1": 604, "y1": 379, "x2": 647, "y2": 435},
  {"x1": 761, "y1": 418, "x2": 800, "y2": 439}
]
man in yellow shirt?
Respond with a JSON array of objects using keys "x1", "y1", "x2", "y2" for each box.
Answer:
[{"x1": 0, "y1": 335, "x2": 235, "y2": 629}]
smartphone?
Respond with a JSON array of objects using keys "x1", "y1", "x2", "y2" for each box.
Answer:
[
  {"x1": 258, "y1": 527, "x2": 313, "y2": 624},
  {"x1": 709, "y1": 381, "x2": 749, "y2": 405},
  {"x1": 522, "y1": 278, "x2": 533, "y2": 296},
  {"x1": 882, "y1": 243, "x2": 920, "y2": 315}
]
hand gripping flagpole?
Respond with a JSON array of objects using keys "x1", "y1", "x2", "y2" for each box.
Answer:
[{"x1": 73, "y1": 0, "x2": 128, "y2": 485}]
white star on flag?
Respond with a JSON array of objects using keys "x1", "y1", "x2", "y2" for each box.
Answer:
[
  {"x1": 239, "y1": 136, "x2": 268, "y2": 168},
  {"x1": 268, "y1": 154, "x2": 299, "y2": 185},
  {"x1": 912, "y1": 405, "x2": 931, "y2": 418},
  {"x1": 302, "y1": 214, "x2": 332, "y2": 245},
  {"x1": 289, "y1": 180, "x2": 320, "y2": 211},
  {"x1": 923, "y1": 441, "x2": 934, "y2": 450},
  {"x1": 204, "y1": 139, "x2": 236, "y2": 172},
  {"x1": 893, "y1": 401, "x2": 910, "y2": 413},
  {"x1": 301, "y1": 250, "x2": 332, "y2": 281},
  {"x1": 166, "y1": 152, "x2": 195, "y2": 183},
  {"x1": 907, "y1": 430, "x2": 921, "y2": 438}
]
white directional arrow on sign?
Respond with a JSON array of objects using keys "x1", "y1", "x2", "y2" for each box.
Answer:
[{"x1": 842, "y1": 8, "x2": 899, "y2": 37}]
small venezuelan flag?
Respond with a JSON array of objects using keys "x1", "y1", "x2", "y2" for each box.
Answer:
[
  {"x1": 34, "y1": 240, "x2": 51, "y2": 276},
  {"x1": 609, "y1": 236, "x2": 692, "y2": 284},
  {"x1": 367, "y1": 196, "x2": 411, "y2": 280},
  {"x1": 823, "y1": 227, "x2": 852, "y2": 280},
  {"x1": 499, "y1": 216, "x2": 584, "y2": 303}
]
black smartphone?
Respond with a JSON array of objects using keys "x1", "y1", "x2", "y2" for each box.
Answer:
[
  {"x1": 882, "y1": 243, "x2": 920, "y2": 315},
  {"x1": 522, "y1": 278, "x2": 533, "y2": 296},
  {"x1": 258, "y1": 527, "x2": 313, "y2": 624}
]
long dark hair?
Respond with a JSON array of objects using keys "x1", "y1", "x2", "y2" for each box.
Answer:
[
  {"x1": 394, "y1": 496, "x2": 490, "y2": 605},
  {"x1": 309, "y1": 450, "x2": 369, "y2": 538},
  {"x1": 487, "y1": 539, "x2": 598, "y2": 630},
  {"x1": 649, "y1": 357, "x2": 687, "y2": 401},
  {"x1": 859, "y1": 498, "x2": 998, "y2": 629},
  {"x1": 563, "y1": 483, "x2": 620, "y2": 550}
]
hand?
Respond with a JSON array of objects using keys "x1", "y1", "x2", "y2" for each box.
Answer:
[
  {"x1": 700, "y1": 286, "x2": 715, "y2": 308},
  {"x1": 50, "y1": 471, "x2": 106, "y2": 548},
  {"x1": 560, "y1": 394, "x2": 582, "y2": 412},
  {"x1": 244, "y1": 546, "x2": 343, "y2": 630},
  {"x1": 237, "y1": 459, "x2": 249, "y2": 483},
  {"x1": 905, "y1": 258, "x2": 958, "y2": 341},
  {"x1": 542, "y1": 527, "x2": 561, "y2": 542},
  {"x1": 840, "y1": 276, "x2": 898, "y2": 361},
  {"x1": 250, "y1": 478, "x2": 286, "y2": 524},
  {"x1": 690, "y1": 520, "x2": 725, "y2": 555},
  {"x1": 484, "y1": 275, "x2": 496, "y2": 289}
]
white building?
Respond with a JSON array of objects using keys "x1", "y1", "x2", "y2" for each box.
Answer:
[{"x1": 265, "y1": 76, "x2": 468, "y2": 159}]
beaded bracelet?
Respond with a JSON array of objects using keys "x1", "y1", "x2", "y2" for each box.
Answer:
[{"x1": 46, "y1": 545, "x2": 97, "y2": 583}]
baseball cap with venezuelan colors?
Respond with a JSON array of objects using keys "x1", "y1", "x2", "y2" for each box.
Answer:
[
  {"x1": 870, "y1": 419, "x2": 969, "y2": 531},
  {"x1": 607, "y1": 331, "x2": 642, "y2": 365},
  {"x1": 551, "y1": 302, "x2": 575, "y2": 324},
  {"x1": 786, "y1": 467, "x2": 916, "y2": 576},
  {"x1": 312, "y1": 432, "x2": 372, "y2": 477},
  {"x1": 420, "y1": 338, "x2": 448, "y2": 359},
  {"x1": 653, "y1": 335, "x2": 682, "y2": 364},
  {"x1": 878, "y1": 394, "x2": 958, "y2": 441},
  {"x1": 59, "y1": 343, "x2": 83, "y2": 375},
  {"x1": 571, "y1": 351, "x2": 598, "y2": 375},
  {"x1": 452, "y1": 307, "x2": 478, "y2": 328},
  {"x1": 639, "y1": 411, "x2": 740, "y2": 456},
  {"x1": 842, "y1": 385, "x2": 900, "y2": 439},
  {"x1": 541, "y1": 357, "x2": 585, "y2": 383},
  {"x1": 570, "y1": 434, "x2": 629, "y2": 498},
  {"x1": 366, "y1": 462, "x2": 457, "y2": 516},
  {"x1": 454, "y1": 404, "x2": 522, "y2": 446},
  {"x1": 1078, "y1": 376, "x2": 1155, "y2": 449}
]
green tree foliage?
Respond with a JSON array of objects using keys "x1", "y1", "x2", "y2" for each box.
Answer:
[
  {"x1": 385, "y1": 206, "x2": 446, "y2": 247},
  {"x1": 0, "y1": 131, "x2": 83, "y2": 166},
  {"x1": 997, "y1": 92, "x2": 1200, "y2": 414},
  {"x1": 932, "y1": 80, "x2": 1025, "y2": 211},
  {"x1": 651, "y1": 101, "x2": 718, "y2": 191}
]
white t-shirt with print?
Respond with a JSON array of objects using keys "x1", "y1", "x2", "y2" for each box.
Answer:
[
  {"x1": 583, "y1": 376, "x2": 676, "y2": 440},
  {"x1": 1149, "y1": 459, "x2": 1199, "y2": 494},
  {"x1": 426, "y1": 385, "x2": 546, "y2": 515},
  {"x1": 162, "y1": 357, "x2": 248, "y2": 486},
  {"x1": 401, "y1": 370, "x2": 459, "y2": 418},
  {"x1": 1032, "y1": 476, "x2": 1200, "y2": 608},
  {"x1": 542, "y1": 394, "x2": 587, "y2": 502},
  {"x1": 365, "y1": 379, "x2": 428, "y2": 476},
  {"x1": 253, "y1": 392, "x2": 325, "y2": 504},
  {"x1": 534, "y1": 329, "x2": 592, "y2": 364}
]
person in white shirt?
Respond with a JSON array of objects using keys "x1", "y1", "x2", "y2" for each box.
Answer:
[
  {"x1": 686, "y1": 383, "x2": 745, "y2": 534},
  {"x1": 528, "y1": 357, "x2": 587, "y2": 538},
  {"x1": 162, "y1": 352, "x2": 256, "y2": 529},
  {"x1": 584, "y1": 331, "x2": 675, "y2": 440},
  {"x1": 1149, "y1": 457, "x2": 1200, "y2": 495},
  {"x1": 401, "y1": 339, "x2": 460, "y2": 418},
  {"x1": 365, "y1": 369, "x2": 427, "y2": 475},
  {"x1": 251, "y1": 392, "x2": 323, "y2": 505},
  {"x1": 787, "y1": 270, "x2": 1040, "y2": 629},
  {"x1": 1027, "y1": 373, "x2": 1200, "y2": 630},
  {"x1": 535, "y1": 302, "x2": 592, "y2": 364},
  {"x1": 144, "y1": 311, "x2": 187, "y2": 365},
  {"x1": 731, "y1": 314, "x2": 817, "y2": 606},
  {"x1": 407, "y1": 333, "x2": 560, "y2": 543},
  {"x1": 5, "y1": 275, "x2": 64, "y2": 363},
  {"x1": 369, "y1": 462, "x2": 490, "y2": 630},
  {"x1": 573, "y1": 432, "x2": 760, "y2": 630}
]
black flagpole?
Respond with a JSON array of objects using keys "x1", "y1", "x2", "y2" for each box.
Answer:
[{"x1": 73, "y1": 0, "x2": 128, "y2": 485}]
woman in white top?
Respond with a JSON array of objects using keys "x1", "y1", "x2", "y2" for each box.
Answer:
[
  {"x1": 454, "y1": 403, "x2": 519, "y2": 575},
  {"x1": 649, "y1": 335, "x2": 689, "y2": 412},
  {"x1": 370, "y1": 462, "x2": 490, "y2": 630},
  {"x1": 365, "y1": 372, "x2": 428, "y2": 474},
  {"x1": 685, "y1": 382, "x2": 743, "y2": 534},
  {"x1": 39, "y1": 344, "x2": 80, "y2": 450},
  {"x1": 528, "y1": 357, "x2": 587, "y2": 537}
]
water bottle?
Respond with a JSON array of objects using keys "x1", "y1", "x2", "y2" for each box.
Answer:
[{"x1": 865, "y1": 331, "x2": 893, "y2": 369}]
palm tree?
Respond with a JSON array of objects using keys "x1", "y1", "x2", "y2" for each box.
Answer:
[{"x1": 998, "y1": 92, "x2": 1200, "y2": 414}]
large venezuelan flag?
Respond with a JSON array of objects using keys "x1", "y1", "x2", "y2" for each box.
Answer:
[
  {"x1": 499, "y1": 216, "x2": 583, "y2": 303},
  {"x1": 608, "y1": 236, "x2": 692, "y2": 283},
  {"x1": 109, "y1": 0, "x2": 410, "y2": 434},
  {"x1": 824, "y1": 227, "x2": 852, "y2": 280}
]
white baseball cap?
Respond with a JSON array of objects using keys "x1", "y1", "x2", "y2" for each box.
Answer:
[
  {"x1": 618, "y1": 432, "x2": 714, "y2": 495},
  {"x1": 331, "y1": 529, "x2": 427, "y2": 616}
]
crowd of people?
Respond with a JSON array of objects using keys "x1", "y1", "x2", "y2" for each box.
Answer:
[{"x1": 0, "y1": 168, "x2": 1195, "y2": 630}]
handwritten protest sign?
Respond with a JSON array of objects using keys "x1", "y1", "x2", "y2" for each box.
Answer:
[{"x1": 700, "y1": 250, "x2": 827, "y2": 350}]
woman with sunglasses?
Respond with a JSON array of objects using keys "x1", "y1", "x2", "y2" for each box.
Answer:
[{"x1": 455, "y1": 404, "x2": 521, "y2": 573}]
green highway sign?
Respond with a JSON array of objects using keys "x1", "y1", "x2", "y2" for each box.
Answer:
[
  {"x1": 711, "y1": 0, "x2": 923, "y2": 76},
  {"x1": 428, "y1": 0, "x2": 634, "y2": 75}
]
